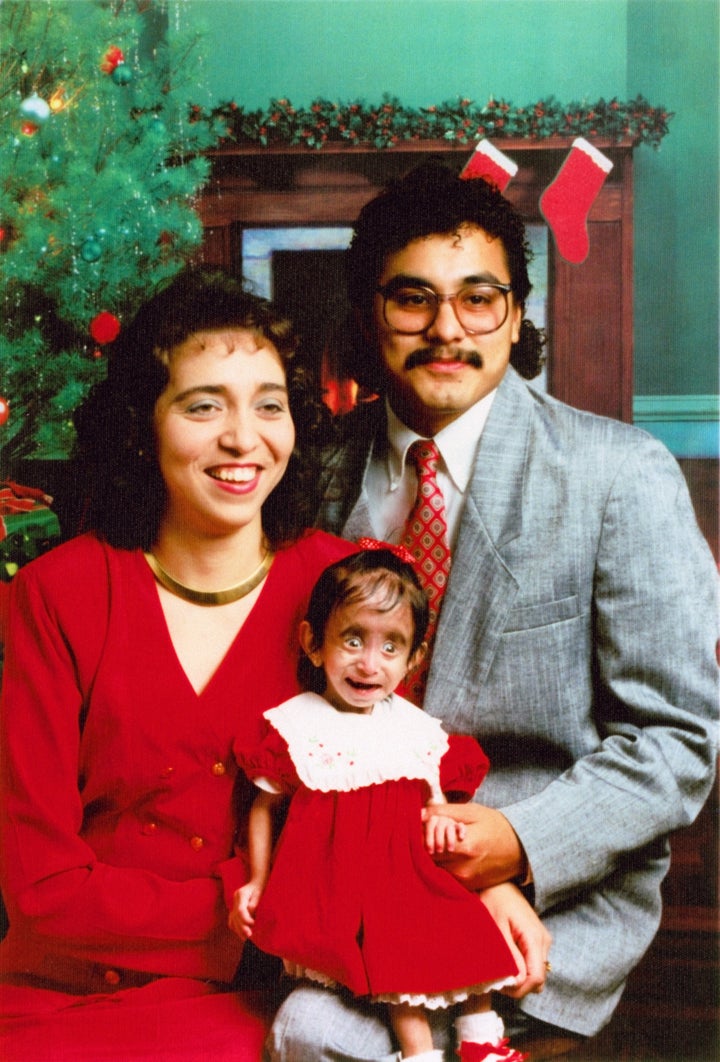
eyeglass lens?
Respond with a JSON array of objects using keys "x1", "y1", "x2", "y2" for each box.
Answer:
[{"x1": 383, "y1": 284, "x2": 509, "y2": 335}]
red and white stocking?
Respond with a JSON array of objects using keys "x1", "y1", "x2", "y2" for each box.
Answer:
[
  {"x1": 460, "y1": 139, "x2": 518, "y2": 191},
  {"x1": 539, "y1": 137, "x2": 613, "y2": 263}
]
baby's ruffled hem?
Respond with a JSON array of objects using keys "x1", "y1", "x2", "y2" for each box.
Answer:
[
  {"x1": 282, "y1": 960, "x2": 518, "y2": 1010},
  {"x1": 373, "y1": 975, "x2": 518, "y2": 1010},
  {"x1": 282, "y1": 960, "x2": 338, "y2": 989}
]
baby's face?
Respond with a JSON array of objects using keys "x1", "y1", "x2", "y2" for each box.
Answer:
[{"x1": 312, "y1": 596, "x2": 420, "y2": 713}]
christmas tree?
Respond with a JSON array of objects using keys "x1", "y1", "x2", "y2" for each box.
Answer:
[{"x1": 0, "y1": 0, "x2": 221, "y2": 475}]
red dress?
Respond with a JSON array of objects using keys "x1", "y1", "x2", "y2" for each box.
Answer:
[
  {"x1": 241, "y1": 693, "x2": 519, "y2": 1007},
  {"x1": 0, "y1": 530, "x2": 356, "y2": 1060}
]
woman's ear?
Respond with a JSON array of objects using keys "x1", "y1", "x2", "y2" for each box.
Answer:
[
  {"x1": 406, "y1": 641, "x2": 427, "y2": 675},
  {"x1": 299, "y1": 620, "x2": 323, "y2": 667}
]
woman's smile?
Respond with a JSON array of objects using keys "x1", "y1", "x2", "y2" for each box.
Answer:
[{"x1": 207, "y1": 464, "x2": 263, "y2": 490}]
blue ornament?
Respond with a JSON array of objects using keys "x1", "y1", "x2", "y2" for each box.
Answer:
[{"x1": 20, "y1": 94, "x2": 51, "y2": 123}]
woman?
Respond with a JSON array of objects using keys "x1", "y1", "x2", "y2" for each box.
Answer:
[{"x1": 0, "y1": 269, "x2": 357, "y2": 1059}]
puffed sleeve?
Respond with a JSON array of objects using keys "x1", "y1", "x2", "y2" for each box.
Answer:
[
  {"x1": 440, "y1": 734, "x2": 490, "y2": 801},
  {"x1": 235, "y1": 722, "x2": 301, "y2": 797}
]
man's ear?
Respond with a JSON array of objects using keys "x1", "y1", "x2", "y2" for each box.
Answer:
[
  {"x1": 406, "y1": 641, "x2": 428, "y2": 675},
  {"x1": 510, "y1": 302, "x2": 523, "y2": 345},
  {"x1": 299, "y1": 620, "x2": 323, "y2": 667}
]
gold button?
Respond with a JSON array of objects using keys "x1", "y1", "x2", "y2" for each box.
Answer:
[
  {"x1": 190, "y1": 835, "x2": 204, "y2": 850},
  {"x1": 211, "y1": 762, "x2": 226, "y2": 776},
  {"x1": 104, "y1": 969, "x2": 121, "y2": 986}
]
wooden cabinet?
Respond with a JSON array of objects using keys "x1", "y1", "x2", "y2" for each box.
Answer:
[{"x1": 196, "y1": 138, "x2": 635, "y2": 421}]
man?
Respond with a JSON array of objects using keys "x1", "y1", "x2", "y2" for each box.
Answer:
[{"x1": 267, "y1": 162, "x2": 718, "y2": 1060}]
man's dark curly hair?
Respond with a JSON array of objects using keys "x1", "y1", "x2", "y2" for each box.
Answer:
[
  {"x1": 344, "y1": 160, "x2": 546, "y2": 390},
  {"x1": 73, "y1": 268, "x2": 330, "y2": 551}
]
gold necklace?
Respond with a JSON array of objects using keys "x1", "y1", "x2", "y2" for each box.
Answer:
[{"x1": 144, "y1": 550, "x2": 274, "y2": 606}]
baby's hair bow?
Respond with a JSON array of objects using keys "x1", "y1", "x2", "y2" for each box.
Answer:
[{"x1": 357, "y1": 537, "x2": 415, "y2": 567}]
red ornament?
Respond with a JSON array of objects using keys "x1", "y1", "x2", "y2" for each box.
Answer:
[
  {"x1": 101, "y1": 45, "x2": 125, "y2": 73},
  {"x1": 0, "y1": 397, "x2": 9, "y2": 426},
  {"x1": 21, "y1": 121, "x2": 39, "y2": 137},
  {"x1": 89, "y1": 311, "x2": 121, "y2": 344}
]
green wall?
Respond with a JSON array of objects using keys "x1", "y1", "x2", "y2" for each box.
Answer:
[
  {"x1": 188, "y1": 0, "x2": 628, "y2": 109},
  {"x1": 182, "y1": 0, "x2": 719, "y2": 455}
]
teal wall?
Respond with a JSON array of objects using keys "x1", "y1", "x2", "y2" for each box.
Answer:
[
  {"x1": 188, "y1": 0, "x2": 628, "y2": 109},
  {"x1": 181, "y1": 0, "x2": 719, "y2": 455}
]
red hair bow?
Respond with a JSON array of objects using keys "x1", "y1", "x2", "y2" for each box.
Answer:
[{"x1": 357, "y1": 537, "x2": 415, "y2": 567}]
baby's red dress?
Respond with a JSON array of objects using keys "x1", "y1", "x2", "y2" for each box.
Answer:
[{"x1": 241, "y1": 693, "x2": 519, "y2": 1007}]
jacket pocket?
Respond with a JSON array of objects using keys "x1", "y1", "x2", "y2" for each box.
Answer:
[{"x1": 504, "y1": 594, "x2": 579, "y2": 632}]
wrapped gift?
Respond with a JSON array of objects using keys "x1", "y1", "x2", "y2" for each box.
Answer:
[{"x1": 1, "y1": 480, "x2": 62, "y2": 579}]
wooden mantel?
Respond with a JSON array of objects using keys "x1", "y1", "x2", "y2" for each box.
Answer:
[{"x1": 196, "y1": 138, "x2": 635, "y2": 422}]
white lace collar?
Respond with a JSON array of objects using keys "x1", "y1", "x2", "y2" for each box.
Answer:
[{"x1": 265, "y1": 692, "x2": 448, "y2": 795}]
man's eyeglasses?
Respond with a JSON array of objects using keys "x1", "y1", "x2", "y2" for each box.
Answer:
[{"x1": 376, "y1": 281, "x2": 512, "y2": 336}]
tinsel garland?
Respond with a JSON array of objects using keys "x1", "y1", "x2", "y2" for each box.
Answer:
[{"x1": 194, "y1": 94, "x2": 673, "y2": 151}]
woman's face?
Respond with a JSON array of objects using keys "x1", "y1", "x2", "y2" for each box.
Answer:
[{"x1": 153, "y1": 329, "x2": 295, "y2": 541}]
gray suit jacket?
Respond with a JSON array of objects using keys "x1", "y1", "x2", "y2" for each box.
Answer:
[{"x1": 314, "y1": 366, "x2": 718, "y2": 1035}]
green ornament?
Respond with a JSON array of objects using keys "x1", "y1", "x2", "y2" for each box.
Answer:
[
  {"x1": 112, "y1": 63, "x2": 133, "y2": 86},
  {"x1": 80, "y1": 238, "x2": 102, "y2": 262}
]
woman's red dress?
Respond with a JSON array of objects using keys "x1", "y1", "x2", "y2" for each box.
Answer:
[{"x1": 0, "y1": 530, "x2": 355, "y2": 1059}]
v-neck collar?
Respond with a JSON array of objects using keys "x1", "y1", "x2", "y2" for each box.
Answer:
[{"x1": 136, "y1": 547, "x2": 278, "y2": 700}]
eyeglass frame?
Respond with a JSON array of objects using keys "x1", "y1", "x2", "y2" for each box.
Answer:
[{"x1": 375, "y1": 279, "x2": 513, "y2": 336}]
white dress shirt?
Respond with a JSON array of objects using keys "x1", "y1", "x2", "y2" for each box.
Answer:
[{"x1": 363, "y1": 391, "x2": 498, "y2": 548}]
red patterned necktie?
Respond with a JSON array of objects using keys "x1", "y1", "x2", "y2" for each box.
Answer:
[{"x1": 398, "y1": 439, "x2": 451, "y2": 704}]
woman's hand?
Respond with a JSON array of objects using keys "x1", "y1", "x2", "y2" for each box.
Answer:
[
  {"x1": 228, "y1": 880, "x2": 264, "y2": 940},
  {"x1": 477, "y1": 882, "x2": 552, "y2": 998},
  {"x1": 421, "y1": 801, "x2": 526, "y2": 889}
]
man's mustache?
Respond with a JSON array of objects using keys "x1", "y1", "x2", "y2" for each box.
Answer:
[{"x1": 404, "y1": 348, "x2": 483, "y2": 371}]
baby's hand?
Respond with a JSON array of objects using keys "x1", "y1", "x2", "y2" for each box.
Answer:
[
  {"x1": 228, "y1": 881, "x2": 263, "y2": 940},
  {"x1": 423, "y1": 812, "x2": 467, "y2": 855}
]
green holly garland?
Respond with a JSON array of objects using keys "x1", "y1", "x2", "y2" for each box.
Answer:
[{"x1": 196, "y1": 94, "x2": 673, "y2": 151}]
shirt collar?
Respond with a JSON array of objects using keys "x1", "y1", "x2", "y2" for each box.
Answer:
[{"x1": 384, "y1": 389, "x2": 498, "y2": 492}]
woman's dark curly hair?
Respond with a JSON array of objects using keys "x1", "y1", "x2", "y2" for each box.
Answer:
[
  {"x1": 343, "y1": 160, "x2": 546, "y2": 389},
  {"x1": 73, "y1": 268, "x2": 330, "y2": 551}
]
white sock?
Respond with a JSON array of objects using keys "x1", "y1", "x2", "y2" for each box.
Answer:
[{"x1": 455, "y1": 1009, "x2": 504, "y2": 1045}]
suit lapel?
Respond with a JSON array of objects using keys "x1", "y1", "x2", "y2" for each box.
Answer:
[
  {"x1": 315, "y1": 401, "x2": 383, "y2": 535},
  {"x1": 425, "y1": 370, "x2": 533, "y2": 724}
]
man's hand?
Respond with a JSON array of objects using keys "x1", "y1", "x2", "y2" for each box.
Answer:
[
  {"x1": 421, "y1": 802, "x2": 526, "y2": 888},
  {"x1": 477, "y1": 882, "x2": 552, "y2": 998},
  {"x1": 228, "y1": 880, "x2": 264, "y2": 940}
]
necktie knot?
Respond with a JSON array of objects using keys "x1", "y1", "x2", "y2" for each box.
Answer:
[{"x1": 408, "y1": 439, "x2": 440, "y2": 477}]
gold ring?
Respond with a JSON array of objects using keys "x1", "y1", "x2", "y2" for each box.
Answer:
[{"x1": 544, "y1": 961, "x2": 552, "y2": 971}]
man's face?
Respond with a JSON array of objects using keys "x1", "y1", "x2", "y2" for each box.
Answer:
[{"x1": 372, "y1": 224, "x2": 521, "y2": 436}]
